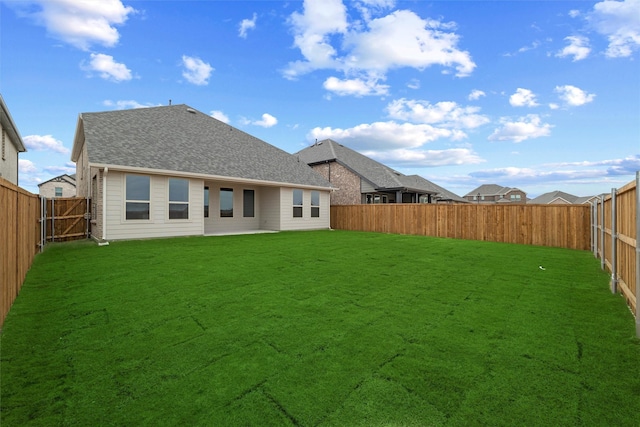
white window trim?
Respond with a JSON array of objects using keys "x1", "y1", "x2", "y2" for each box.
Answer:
[
  {"x1": 293, "y1": 189, "x2": 303, "y2": 218},
  {"x1": 167, "y1": 177, "x2": 190, "y2": 221},
  {"x1": 311, "y1": 190, "x2": 320, "y2": 218},
  {"x1": 123, "y1": 174, "x2": 152, "y2": 222}
]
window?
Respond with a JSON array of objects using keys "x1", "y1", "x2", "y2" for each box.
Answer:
[
  {"x1": 243, "y1": 189, "x2": 254, "y2": 217},
  {"x1": 125, "y1": 174, "x2": 150, "y2": 220},
  {"x1": 311, "y1": 191, "x2": 320, "y2": 217},
  {"x1": 293, "y1": 189, "x2": 303, "y2": 217},
  {"x1": 55, "y1": 187, "x2": 63, "y2": 197},
  {"x1": 204, "y1": 186, "x2": 209, "y2": 218},
  {"x1": 366, "y1": 194, "x2": 373, "y2": 204},
  {"x1": 169, "y1": 178, "x2": 189, "y2": 219},
  {"x1": 510, "y1": 194, "x2": 521, "y2": 201},
  {"x1": 220, "y1": 188, "x2": 233, "y2": 217}
]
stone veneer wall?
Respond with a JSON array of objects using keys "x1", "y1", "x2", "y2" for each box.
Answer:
[{"x1": 311, "y1": 162, "x2": 361, "y2": 205}]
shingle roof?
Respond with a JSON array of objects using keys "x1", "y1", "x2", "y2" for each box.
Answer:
[
  {"x1": 75, "y1": 105, "x2": 330, "y2": 188},
  {"x1": 465, "y1": 184, "x2": 523, "y2": 197},
  {"x1": 37, "y1": 173, "x2": 76, "y2": 187},
  {"x1": 529, "y1": 190, "x2": 595, "y2": 204},
  {"x1": 295, "y1": 139, "x2": 466, "y2": 202}
]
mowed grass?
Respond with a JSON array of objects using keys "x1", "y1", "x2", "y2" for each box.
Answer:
[{"x1": 1, "y1": 230, "x2": 639, "y2": 426}]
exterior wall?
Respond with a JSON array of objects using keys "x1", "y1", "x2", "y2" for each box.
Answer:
[
  {"x1": 504, "y1": 189, "x2": 527, "y2": 203},
  {"x1": 204, "y1": 182, "x2": 262, "y2": 234},
  {"x1": 91, "y1": 168, "x2": 104, "y2": 240},
  {"x1": 278, "y1": 187, "x2": 331, "y2": 231},
  {"x1": 103, "y1": 171, "x2": 204, "y2": 240},
  {"x1": 0, "y1": 127, "x2": 19, "y2": 185},
  {"x1": 310, "y1": 162, "x2": 361, "y2": 205},
  {"x1": 39, "y1": 180, "x2": 76, "y2": 198},
  {"x1": 75, "y1": 141, "x2": 89, "y2": 197},
  {"x1": 259, "y1": 186, "x2": 281, "y2": 230}
]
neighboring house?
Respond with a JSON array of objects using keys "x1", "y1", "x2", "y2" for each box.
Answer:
[
  {"x1": 295, "y1": 139, "x2": 467, "y2": 205},
  {"x1": 38, "y1": 173, "x2": 76, "y2": 198},
  {"x1": 71, "y1": 104, "x2": 332, "y2": 241},
  {"x1": 464, "y1": 184, "x2": 527, "y2": 204},
  {"x1": 0, "y1": 94, "x2": 26, "y2": 185},
  {"x1": 529, "y1": 190, "x2": 597, "y2": 205}
]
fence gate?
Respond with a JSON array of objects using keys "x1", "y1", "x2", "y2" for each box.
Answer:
[{"x1": 41, "y1": 197, "x2": 90, "y2": 245}]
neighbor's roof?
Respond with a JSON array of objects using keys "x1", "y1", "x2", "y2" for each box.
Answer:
[
  {"x1": 72, "y1": 104, "x2": 331, "y2": 188},
  {"x1": 37, "y1": 173, "x2": 76, "y2": 187},
  {"x1": 0, "y1": 94, "x2": 26, "y2": 152},
  {"x1": 295, "y1": 139, "x2": 466, "y2": 202},
  {"x1": 529, "y1": 190, "x2": 595, "y2": 205},
  {"x1": 465, "y1": 184, "x2": 524, "y2": 197}
]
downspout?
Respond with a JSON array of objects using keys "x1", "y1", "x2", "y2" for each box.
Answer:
[{"x1": 102, "y1": 167, "x2": 108, "y2": 243}]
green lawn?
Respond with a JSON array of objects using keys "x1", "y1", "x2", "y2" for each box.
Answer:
[{"x1": 1, "y1": 230, "x2": 639, "y2": 426}]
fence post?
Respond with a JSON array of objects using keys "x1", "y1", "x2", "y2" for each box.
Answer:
[
  {"x1": 591, "y1": 200, "x2": 597, "y2": 257},
  {"x1": 610, "y1": 188, "x2": 617, "y2": 294},
  {"x1": 600, "y1": 195, "x2": 605, "y2": 270},
  {"x1": 635, "y1": 171, "x2": 640, "y2": 338}
]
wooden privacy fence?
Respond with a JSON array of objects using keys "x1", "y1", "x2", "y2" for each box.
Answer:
[
  {"x1": 331, "y1": 203, "x2": 591, "y2": 250},
  {"x1": 1, "y1": 178, "x2": 90, "y2": 327},
  {"x1": 592, "y1": 173, "x2": 639, "y2": 336},
  {"x1": 42, "y1": 197, "x2": 90, "y2": 242},
  {"x1": 1, "y1": 178, "x2": 40, "y2": 328}
]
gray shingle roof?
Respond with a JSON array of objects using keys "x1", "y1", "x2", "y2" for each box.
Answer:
[
  {"x1": 77, "y1": 105, "x2": 330, "y2": 188},
  {"x1": 295, "y1": 139, "x2": 466, "y2": 202},
  {"x1": 529, "y1": 190, "x2": 595, "y2": 204},
  {"x1": 465, "y1": 184, "x2": 522, "y2": 197}
]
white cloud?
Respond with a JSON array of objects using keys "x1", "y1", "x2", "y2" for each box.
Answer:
[
  {"x1": 488, "y1": 114, "x2": 552, "y2": 143},
  {"x1": 44, "y1": 163, "x2": 76, "y2": 175},
  {"x1": 239, "y1": 13, "x2": 257, "y2": 38},
  {"x1": 569, "y1": 9, "x2": 581, "y2": 18},
  {"x1": 284, "y1": 1, "x2": 475, "y2": 85},
  {"x1": 556, "y1": 35, "x2": 591, "y2": 61},
  {"x1": 509, "y1": 88, "x2": 539, "y2": 107},
  {"x1": 407, "y1": 79, "x2": 420, "y2": 90},
  {"x1": 243, "y1": 113, "x2": 278, "y2": 128},
  {"x1": 210, "y1": 110, "x2": 230, "y2": 123},
  {"x1": 554, "y1": 85, "x2": 596, "y2": 106},
  {"x1": 344, "y1": 10, "x2": 475, "y2": 77},
  {"x1": 181, "y1": 55, "x2": 213, "y2": 86},
  {"x1": 19, "y1": 159, "x2": 38, "y2": 173},
  {"x1": 84, "y1": 53, "x2": 132, "y2": 82},
  {"x1": 285, "y1": 0, "x2": 348, "y2": 78},
  {"x1": 468, "y1": 89, "x2": 486, "y2": 101},
  {"x1": 323, "y1": 76, "x2": 389, "y2": 96},
  {"x1": 23, "y1": 135, "x2": 70, "y2": 154},
  {"x1": 309, "y1": 121, "x2": 465, "y2": 151},
  {"x1": 13, "y1": 0, "x2": 136, "y2": 50},
  {"x1": 365, "y1": 147, "x2": 484, "y2": 167},
  {"x1": 588, "y1": 0, "x2": 640, "y2": 58},
  {"x1": 103, "y1": 100, "x2": 161, "y2": 109},
  {"x1": 549, "y1": 103, "x2": 560, "y2": 110},
  {"x1": 386, "y1": 98, "x2": 490, "y2": 129}
]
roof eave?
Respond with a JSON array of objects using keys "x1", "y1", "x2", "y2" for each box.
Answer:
[{"x1": 89, "y1": 163, "x2": 334, "y2": 191}]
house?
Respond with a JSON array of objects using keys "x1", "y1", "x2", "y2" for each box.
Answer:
[
  {"x1": 71, "y1": 104, "x2": 332, "y2": 241},
  {"x1": 295, "y1": 139, "x2": 467, "y2": 205},
  {"x1": 464, "y1": 184, "x2": 527, "y2": 204},
  {"x1": 38, "y1": 173, "x2": 76, "y2": 198},
  {"x1": 529, "y1": 190, "x2": 597, "y2": 205},
  {"x1": 0, "y1": 94, "x2": 27, "y2": 185}
]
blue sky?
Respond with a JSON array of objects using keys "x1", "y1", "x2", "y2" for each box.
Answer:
[{"x1": 1, "y1": 0, "x2": 639, "y2": 198}]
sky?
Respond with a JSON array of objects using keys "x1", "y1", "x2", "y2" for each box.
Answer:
[{"x1": 1, "y1": 0, "x2": 639, "y2": 198}]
